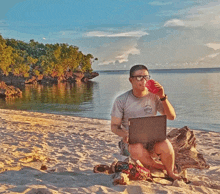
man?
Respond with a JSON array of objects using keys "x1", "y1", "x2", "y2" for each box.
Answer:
[{"x1": 111, "y1": 64, "x2": 180, "y2": 180}]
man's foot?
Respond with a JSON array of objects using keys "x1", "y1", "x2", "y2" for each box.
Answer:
[
  {"x1": 167, "y1": 172, "x2": 181, "y2": 181},
  {"x1": 166, "y1": 176, "x2": 191, "y2": 184}
]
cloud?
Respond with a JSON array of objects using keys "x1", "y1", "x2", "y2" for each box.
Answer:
[
  {"x1": 83, "y1": 29, "x2": 148, "y2": 66},
  {"x1": 197, "y1": 51, "x2": 220, "y2": 68},
  {"x1": 149, "y1": 1, "x2": 173, "y2": 6},
  {"x1": 206, "y1": 43, "x2": 220, "y2": 50},
  {"x1": 0, "y1": 19, "x2": 8, "y2": 30},
  {"x1": 115, "y1": 46, "x2": 140, "y2": 63},
  {"x1": 85, "y1": 30, "x2": 148, "y2": 38},
  {"x1": 93, "y1": 38, "x2": 141, "y2": 66},
  {"x1": 164, "y1": 19, "x2": 185, "y2": 27},
  {"x1": 0, "y1": 28, "x2": 46, "y2": 43},
  {"x1": 186, "y1": 3, "x2": 220, "y2": 29},
  {"x1": 207, "y1": 53, "x2": 220, "y2": 58},
  {"x1": 100, "y1": 45, "x2": 140, "y2": 65},
  {"x1": 164, "y1": 1, "x2": 220, "y2": 29}
]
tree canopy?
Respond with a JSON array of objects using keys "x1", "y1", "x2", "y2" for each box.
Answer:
[{"x1": 0, "y1": 35, "x2": 97, "y2": 79}]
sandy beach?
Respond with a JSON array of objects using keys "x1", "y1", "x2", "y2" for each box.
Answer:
[{"x1": 0, "y1": 109, "x2": 220, "y2": 194}]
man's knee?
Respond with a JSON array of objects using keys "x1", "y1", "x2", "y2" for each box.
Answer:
[
  {"x1": 129, "y1": 143, "x2": 145, "y2": 158},
  {"x1": 154, "y1": 139, "x2": 174, "y2": 155}
]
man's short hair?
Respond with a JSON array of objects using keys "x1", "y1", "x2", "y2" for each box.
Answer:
[{"x1": 130, "y1": 65, "x2": 149, "y2": 77}]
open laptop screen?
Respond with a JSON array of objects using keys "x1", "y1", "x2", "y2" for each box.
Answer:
[{"x1": 128, "y1": 115, "x2": 167, "y2": 145}]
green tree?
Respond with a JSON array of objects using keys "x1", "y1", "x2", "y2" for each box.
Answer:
[
  {"x1": 0, "y1": 35, "x2": 14, "y2": 75},
  {"x1": 2, "y1": 36, "x2": 96, "y2": 79}
]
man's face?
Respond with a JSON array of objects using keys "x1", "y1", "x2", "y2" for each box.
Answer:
[{"x1": 129, "y1": 69, "x2": 150, "y2": 91}]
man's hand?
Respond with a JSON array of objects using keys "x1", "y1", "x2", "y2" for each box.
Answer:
[
  {"x1": 111, "y1": 116, "x2": 129, "y2": 140},
  {"x1": 150, "y1": 80, "x2": 176, "y2": 120},
  {"x1": 122, "y1": 130, "x2": 129, "y2": 143},
  {"x1": 152, "y1": 80, "x2": 165, "y2": 98}
]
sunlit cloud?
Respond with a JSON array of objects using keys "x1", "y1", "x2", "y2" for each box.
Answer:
[
  {"x1": 96, "y1": 39, "x2": 141, "y2": 65},
  {"x1": 206, "y1": 43, "x2": 220, "y2": 50},
  {"x1": 164, "y1": 19, "x2": 185, "y2": 27},
  {"x1": 85, "y1": 30, "x2": 149, "y2": 38},
  {"x1": 84, "y1": 29, "x2": 147, "y2": 65},
  {"x1": 100, "y1": 46, "x2": 140, "y2": 65},
  {"x1": 115, "y1": 46, "x2": 140, "y2": 63}
]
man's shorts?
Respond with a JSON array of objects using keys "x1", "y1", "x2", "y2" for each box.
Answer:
[
  {"x1": 118, "y1": 139, "x2": 156, "y2": 156},
  {"x1": 118, "y1": 139, "x2": 130, "y2": 156}
]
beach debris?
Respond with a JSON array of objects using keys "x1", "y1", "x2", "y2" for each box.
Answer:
[
  {"x1": 93, "y1": 164, "x2": 113, "y2": 174},
  {"x1": 40, "y1": 164, "x2": 47, "y2": 170},
  {"x1": 112, "y1": 172, "x2": 130, "y2": 185},
  {"x1": 94, "y1": 160, "x2": 153, "y2": 185}
]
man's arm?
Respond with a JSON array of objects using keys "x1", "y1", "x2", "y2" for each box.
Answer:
[
  {"x1": 154, "y1": 81, "x2": 176, "y2": 120},
  {"x1": 160, "y1": 98, "x2": 176, "y2": 120},
  {"x1": 111, "y1": 116, "x2": 128, "y2": 142}
]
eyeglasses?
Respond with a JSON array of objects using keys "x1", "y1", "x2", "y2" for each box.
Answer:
[{"x1": 131, "y1": 75, "x2": 151, "y2": 81}]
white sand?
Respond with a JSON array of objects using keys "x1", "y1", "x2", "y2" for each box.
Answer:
[{"x1": 0, "y1": 109, "x2": 220, "y2": 194}]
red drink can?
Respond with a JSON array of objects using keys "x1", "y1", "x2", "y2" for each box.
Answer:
[{"x1": 145, "y1": 80, "x2": 159, "y2": 94}]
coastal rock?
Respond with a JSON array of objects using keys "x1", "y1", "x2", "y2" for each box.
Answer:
[
  {"x1": 36, "y1": 76, "x2": 59, "y2": 84},
  {"x1": 1, "y1": 71, "x2": 99, "y2": 85},
  {"x1": 25, "y1": 75, "x2": 44, "y2": 84},
  {"x1": 83, "y1": 72, "x2": 99, "y2": 82},
  {"x1": 1, "y1": 74, "x2": 26, "y2": 85},
  {"x1": 0, "y1": 81, "x2": 22, "y2": 98},
  {"x1": 25, "y1": 76, "x2": 38, "y2": 84},
  {"x1": 73, "y1": 71, "x2": 85, "y2": 82}
]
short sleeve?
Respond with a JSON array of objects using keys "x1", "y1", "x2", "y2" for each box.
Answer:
[{"x1": 111, "y1": 97, "x2": 124, "y2": 119}]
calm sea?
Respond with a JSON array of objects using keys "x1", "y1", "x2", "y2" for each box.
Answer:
[{"x1": 0, "y1": 67, "x2": 220, "y2": 132}]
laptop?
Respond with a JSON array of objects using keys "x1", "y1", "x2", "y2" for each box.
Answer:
[{"x1": 128, "y1": 115, "x2": 167, "y2": 145}]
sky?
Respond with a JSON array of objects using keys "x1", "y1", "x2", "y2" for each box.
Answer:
[{"x1": 1, "y1": 0, "x2": 220, "y2": 70}]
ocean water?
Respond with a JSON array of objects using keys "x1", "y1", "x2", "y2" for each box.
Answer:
[{"x1": 0, "y1": 67, "x2": 220, "y2": 132}]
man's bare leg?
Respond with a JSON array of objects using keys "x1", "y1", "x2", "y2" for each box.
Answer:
[
  {"x1": 129, "y1": 143, "x2": 165, "y2": 170},
  {"x1": 154, "y1": 139, "x2": 181, "y2": 180}
]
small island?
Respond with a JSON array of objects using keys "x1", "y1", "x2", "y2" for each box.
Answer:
[{"x1": 0, "y1": 35, "x2": 99, "y2": 97}]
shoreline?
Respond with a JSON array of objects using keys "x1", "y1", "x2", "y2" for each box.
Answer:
[
  {"x1": 0, "y1": 108, "x2": 220, "y2": 133},
  {"x1": 0, "y1": 107, "x2": 218, "y2": 134},
  {"x1": 0, "y1": 109, "x2": 220, "y2": 193}
]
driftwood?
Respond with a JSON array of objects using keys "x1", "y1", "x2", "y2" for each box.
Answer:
[{"x1": 167, "y1": 126, "x2": 210, "y2": 171}]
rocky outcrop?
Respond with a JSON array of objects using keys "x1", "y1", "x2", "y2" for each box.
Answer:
[
  {"x1": 0, "y1": 81, "x2": 22, "y2": 98},
  {"x1": 25, "y1": 75, "x2": 44, "y2": 84},
  {"x1": 82, "y1": 72, "x2": 99, "y2": 82},
  {"x1": 1, "y1": 71, "x2": 99, "y2": 85},
  {"x1": 63, "y1": 71, "x2": 99, "y2": 83}
]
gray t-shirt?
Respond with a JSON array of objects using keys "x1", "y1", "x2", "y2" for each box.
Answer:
[{"x1": 111, "y1": 90, "x2": 164, "y2": 130}]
